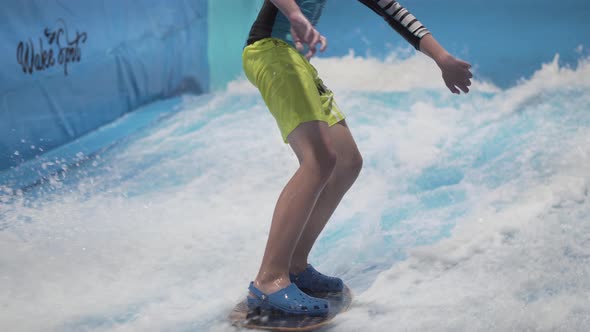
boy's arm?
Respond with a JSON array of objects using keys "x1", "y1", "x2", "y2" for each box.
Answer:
[
  {"x1": 419, "y1": 34, "x2": 473, "y2": 94},
  {"x1": 358, "y1": 0, "x2": 473, "y2": 94},
  {"x1": 270, "y1": 0, "x2": 327, "y2": 59},
  {"x1": 357, "y1": 0, "x2": 430, "y2": 51},
  {"x1": 269, "y1": 0, "x2": 304, "y2": 20}
]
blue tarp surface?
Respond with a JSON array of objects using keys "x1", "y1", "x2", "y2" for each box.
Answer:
[{"x1": 0, "y1": 0, "x2": 209, "y2": 173}]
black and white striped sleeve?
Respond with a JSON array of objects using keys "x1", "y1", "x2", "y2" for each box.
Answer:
[{"x1": 358, "y1": 0, "x2": 431, "y2": 50}]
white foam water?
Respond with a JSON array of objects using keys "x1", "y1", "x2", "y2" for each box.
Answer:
[{"x1": 1, "y1": 52, "x2": 589, "y2": 332}]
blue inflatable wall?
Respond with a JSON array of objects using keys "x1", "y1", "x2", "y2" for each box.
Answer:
[{"x1": 0, "y1": 0, "x2": 263, "y2": 188}]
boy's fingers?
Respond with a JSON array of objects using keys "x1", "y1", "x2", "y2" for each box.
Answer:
[
  {"x1": 446, "y1": 82, "x2": 460, "y2": 94},
  {"x1": 319, "y1": 35, "x2": 328, "y2": 52},
  {"x1": 306, "y1": 45, "x2": 317, "y2": 59},
  {"x1": 305, "y1": 44, "x2": 316, "y2": 59},
  {"x1": 455, "y1": 58, "x2": 470, "y2": 68},
  {"x1": 309, "y1": 31, "x2": 320, "y2": 50},
  {"x1": 291, "y1": 28, "x2": 304, "y2": 52},
  {"x1": 458, "y1": 84, "x2": 469, "y2": 93},
  {"x1": 295, "y1": 40, "x2": 304, "y2": 52},
  {"x1": 304, "y1": 27, "x2": 314, "y2": 42},
  {"x1": 306, "y1": 31, "x2": 321, "y2": 59}
]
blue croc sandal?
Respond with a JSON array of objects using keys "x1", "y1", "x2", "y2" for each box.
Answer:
[
  {"x1": 290, "y1": 264, "x2": 344, "y2": 293},
  {"x1": 247, "y1": 282, "x2": 329, "y2": 317}
]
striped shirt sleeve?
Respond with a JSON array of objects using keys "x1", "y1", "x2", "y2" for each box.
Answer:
[{"x1": 357, "y1": 0, "x2": 431, "y2": 50}]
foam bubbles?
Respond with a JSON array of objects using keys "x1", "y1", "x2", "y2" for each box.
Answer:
[{"x1": 1, "y1": 52, "x2": 589, "y2": 331}]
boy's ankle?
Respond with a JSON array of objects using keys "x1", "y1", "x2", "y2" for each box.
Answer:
[
  {"x1": 253, "y1": 271, "x2": 291, "y2": 294},
  {"x1": 289, "y1": 263, "x2": 309, "y2": 275}
]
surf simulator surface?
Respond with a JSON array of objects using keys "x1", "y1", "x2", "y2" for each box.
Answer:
[{"x1": 1, "y1": 1, "x2": 590, "y2": 332}]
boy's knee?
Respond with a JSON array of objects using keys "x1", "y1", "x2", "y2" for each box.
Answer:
[
  {"x1": 306, "y1": 147, "x2": 337, "y2": 181},
  {"x1": 341, "y1": 150, "x2": 363, "y2": 180},
  {"x1": 349, "y1": 151, "x2": 363, "y2": 177}
]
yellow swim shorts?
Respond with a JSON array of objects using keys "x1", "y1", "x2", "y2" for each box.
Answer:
[{"x1": 242, "y1": 38, "x2": 345, "y2": 143}]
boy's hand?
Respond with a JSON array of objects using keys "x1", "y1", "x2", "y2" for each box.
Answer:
[
  {"x1": 419, "y1": 34, "x2": 472, "y2": 94},
  {"x1": 289, "y1": 12, "x2": 327, "y2": 59},
  {"x1": 437, "y1": 53, "x2": 473, "y2": 94}
]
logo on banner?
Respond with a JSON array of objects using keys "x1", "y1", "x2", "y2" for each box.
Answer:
[{"x1": 16, "y1": 19, "x2": 88, "y2": 76}]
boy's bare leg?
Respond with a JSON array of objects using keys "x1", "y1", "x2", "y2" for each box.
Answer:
[
  {"x1": 253, "y1": 121, "x2": 338, "y2": 295},
  {"x1": 290, "y1": 120, "x2": 363, "y2": 273}
]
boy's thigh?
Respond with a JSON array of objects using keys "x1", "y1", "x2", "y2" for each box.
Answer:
[
  {"x1": 326, "y1": 120, "x2": 361, "y2": 163},
  {"x1": 287, "y1": 121, "x2": 334, "y2": 164}
]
